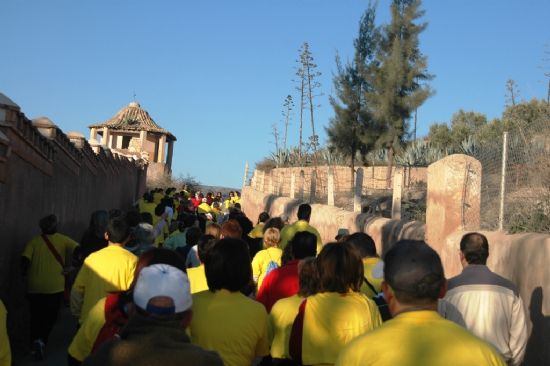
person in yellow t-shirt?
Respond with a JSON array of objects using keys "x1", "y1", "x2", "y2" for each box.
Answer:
[
  {"x1": 187, "y1": 235, "x2": 217, "y2": 294},
  {"x1": 252, "y1": 228, "x2": 282, "y2": 290},
  {"x1": 248, "y1": 212, "x2": 269, "y2": 240},
  {"x1": 197, "y1": 199, "x2": 213, "y2": 215},
  {"x1": 0, "y1": 300, "x2": 11, "y2": 366},
  {"x1": 21, "y1": 214, "x2": 78, "y2": 360},
  {"x1": 68, "y1": 248, "x2": 188, "y2": 364},
  {"x1": 298, "y1": 242, "x2": 382, "y2": 365},
  {"x1": 335, "y1": 240, "x2": 506, "y2": 366},
  {"x1": 268, "y1": 257, "x2": 318, "y2": 362},
  {"x1": 139, "y1": 192, "x2": 157, "y2": 217},
  {"x1": 345, "y1": 232, "x2": 383, "y2": 298},
  {"x1": 190, "y1": 238, "x2": 269, "y2": 366},
  {"x1": 71, "y1": 216, "x2": 137, "y2": 324},
  {"x1": 279, "y1": 204, "x2": 323, "y2": 253}
]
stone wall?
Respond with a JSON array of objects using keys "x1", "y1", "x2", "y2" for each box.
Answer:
[
  {"x1": 250, "y1": 165, "x2": 427, "y2": 197},
  {"x1": 241, "y1": 153, "x2": 550, "y2": 365},
  {"x1": 240, "y1": 186, "x2": 425, "y2": 257},
  {"x1": 0, "y1": 95, "x2": 147, "y2": 349}
]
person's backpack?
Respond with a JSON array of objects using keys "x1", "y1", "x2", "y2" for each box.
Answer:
[
  {"x1": 265, "y1": 260, "x2": 279, "y2": 277},
  {"x1": 363, "y1": 277, "x2": 392, "y2": 321}
]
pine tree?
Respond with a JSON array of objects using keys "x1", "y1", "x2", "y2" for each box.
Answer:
[
  {"x1": 327, "y1": 2, "x2": 380, "y2": 186},
  {"x1": 367, "y1": 0, "x2": 433, "y2": 186}
]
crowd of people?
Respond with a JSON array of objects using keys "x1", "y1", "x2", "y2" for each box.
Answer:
[{"x1": 0, "y1": 186, "x2": 529, "y2": 366}]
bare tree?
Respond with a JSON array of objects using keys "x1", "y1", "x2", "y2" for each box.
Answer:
[
  {"x1": 271, "y1": 123, "x2": 280, "y2": 152},
  {"x1": 505, "y1": 79, "x2": 519, "y2": 106},
  {"x1": 296, "y1": 42, "x2": 322, "y2": 158},
  {"x1": 282, "y1": 95, "x2": 294, "y2": 149}
]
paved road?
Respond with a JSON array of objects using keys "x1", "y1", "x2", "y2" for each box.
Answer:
[{"x1": 14, "y1": 307, "x2": 77, "y2": 366}]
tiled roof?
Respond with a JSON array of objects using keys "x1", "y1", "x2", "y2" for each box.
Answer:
[{"x1": 89, "y1": 102, "x2": 176, "y2": 141}]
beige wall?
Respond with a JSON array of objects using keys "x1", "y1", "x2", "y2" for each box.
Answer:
[
  {"x1": 251, "y1": 165, "x2": 426, "y2": 196},
  {"x1": 0, "y1": 103, "x2": 147, "y2": 351},
  {"x1": 241, "y1": 185, "x2": 550, "y2": 365}
]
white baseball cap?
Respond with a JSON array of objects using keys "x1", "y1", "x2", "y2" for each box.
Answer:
[{"x1": 133, "y1": 264, "x2": 192, "y2": 315}]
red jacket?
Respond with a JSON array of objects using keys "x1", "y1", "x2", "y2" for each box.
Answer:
[{"x1": 256, "y1": 260, "x2": 300, "y2": 312}]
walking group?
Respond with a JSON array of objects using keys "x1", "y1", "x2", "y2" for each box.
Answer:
[{"x1": 0, "y1": 186, "x2": 528, "y2": 366}]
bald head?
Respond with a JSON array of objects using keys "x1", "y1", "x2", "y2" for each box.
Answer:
[{"x1": 460, "y1": 232, "x2": 489, "y2": 265}]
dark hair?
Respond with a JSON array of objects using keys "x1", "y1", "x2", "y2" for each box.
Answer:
[
  {"x1": 263, "y1": 217, "x2": 285, "y2": 233},
  {"x1": 346, "y1": 232, "x2": 377, "y2": 258},
  {"x1": 297, "y1": 204, "x2": 312, "y2": 221},
  {"x1": 88, "y1": 210, "x2": 109, "y2": 238},
  {"x1": 140, "y1": 212, "x2": 153, "y2": 225},
  {"x1": 39, "y1": 214, "x2": 58, "y2": 235},
  {"x1": 185, "y1": 226, "x2": 202, "y2": 247},
  {"x1": 204, "y1": 238, "x2": 252, "y2": 292},
  {"x1": 197, "y1": 235, "x2": 217, "y2": 262},
  {"x1": 290, "y1": 231, "x2": 317, "y2": 259},
  {"x1": 384, "y1": 240, "x2": 445, "y2": 305},
  {"x1": 106, "y1": 216, "x2": 131, "y2": 244},
  {"x1": 125, "y1": 210, "x2": 141, "y2": 228},
  {"x1": 316, "y1": 242, "x2": 363, "y2": 293},
  {"x1": 258, "y1": 212, "x2": 270, "y2": 224},
  {"x1": 109, "y1": 209, "x2": 123, "y2": 219},
  {"x1": 221, "y1": 219, "x2": 243, "y2": 239},
  {"x1": 460, "y1": 232, "x2": 489, "y2": 265},
  {"x1": 154, "y1": 204, "x2": 165, "y2": 217},
  {"x1": 298, "y1": 257, "x2": 319, "y2": 297}
]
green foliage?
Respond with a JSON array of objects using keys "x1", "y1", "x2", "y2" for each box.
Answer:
[
  {"x1": 394, "y1": 140, "x2": 446, "y2": 167},
  {"x1": 507, "y1": 194, "x2": 550, "y2": 234},
  {"x1": 365, "y1": 0, "x2": 433, "y2": 181}
]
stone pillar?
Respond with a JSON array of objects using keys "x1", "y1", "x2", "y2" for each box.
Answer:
[
  {"x1": 89, "y1": 139, "x2": 101, "y2": 154},
  {"x1": 158, "y1": 134, "x2": 166, "y2": 163},
  {"x1": 243, "y1": 161, "x2": 249, "y2": 187},
  {"x1": 89, "y1": 127, "x2": 97, "y2": 141},
  {"x1": 327, "y1": 166, "x2": 335, "y2": 206},
  {"x1": 268, "y1": 172, "x2": 274, "y2": 194},
  {"x1": 290, "y1": 172, "x2": 296, "y2": 199},
  {"x1": 140, "y1": 130, "x2": 147, "y2": 151},
  {"x1": 426, "y1": 154, "x2": 481, "y2": 253},
  {"x1": 298, "y1": 170, "x2": 305, "y2": 200},
  {"x1": 101, "y1": 127, "x2": 110, "y2": 146},
  {"x1": 116, "y1": 135, "x2": 123, "y2": 149},
  {"x1": 32, "y1": 117, "x2": 57, "y2": 139},
  {"x1": 166, "y1": 141, "x2": 174, "y2": 170},
  {"x1": 392, "y1": 167, "x2": 404, "y2": 220},
  {"x1": 278, "y1": 171, "x2": 284, "y2": 195},
  {"x1": 354, "y1": 168, "x2": 364, "y2": 212},
  {"x1": 67, "y1": 131, "x2": 86, "y2": 149},
  {"x1": 310, "y1": 170, "x2": 317, "y2": 203},
  {"x1": 259, "y1": 170, "x2": 266, "y2": 192}
]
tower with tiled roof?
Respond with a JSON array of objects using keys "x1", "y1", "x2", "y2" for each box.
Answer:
[{"x1": 88, "y1": 101, "x2": 176, "y2": 180}]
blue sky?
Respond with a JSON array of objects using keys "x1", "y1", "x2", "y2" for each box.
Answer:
[{"x1": 2, "y1": 0, "x2": 549, "y2": 188}]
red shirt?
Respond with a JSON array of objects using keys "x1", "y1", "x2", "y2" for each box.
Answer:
[{"x1": 256, "y1": 260, "x2": 300, "y2": 312}]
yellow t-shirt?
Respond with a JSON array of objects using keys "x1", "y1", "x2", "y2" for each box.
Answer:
[
  {"x1": 252, "y1": 247, "x2": 282, "y2": 289},
  {"x1": 198, "y1": 202, "x2": 213, "y2": 214},
  {"x1": 335, "y1": 310, "x2": 506, "y2": 366},
  {"x1": 22, "y1": 233, "x2": 78, "y2": 294},
  {"x1": 153, "y1": 192, "x2": 163, "y2": 204},
  {"x1": 302, "y1": 291, "x2": 382, "y2": 365},
  {"x1": 188, "y1": 265, "x2": 208, "y2": 294},
  {"x1": 268, "y1": 295, "x2": 303, "y2": 359},
  {"x1": 360, "y1": 257, "x2": 383, "y2": 298},
  {"x1": 139, "y1": 201, "x2": 156, "y2": 217},
  {"x1": 191, "y1": 289, "x2": 269, "y2": 366},
  {"x1": 68, "y1": 297, "x2": 107, "y2": 361},
  {"x1": 72, "y1": 245, "x2": 137, "y2": 323},
  {"x1": 248, "y1": 223, "x2": 265, "y2": 239},
  {"x1": 279, "y1": 220, "x2": 323, "y2": 253},
  {"x1": 0, "y1": 301, "x2": 10, "y2": 366}
]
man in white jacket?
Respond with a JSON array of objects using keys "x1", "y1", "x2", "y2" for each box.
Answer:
[{"x1": 439, "y1": 232, "x2": 528, "y2": 366}]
